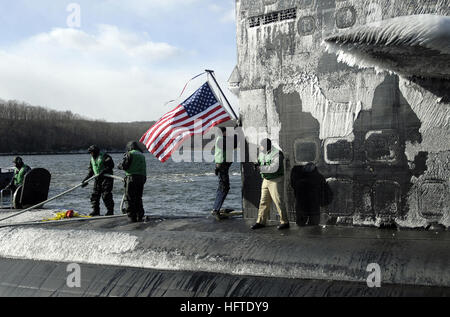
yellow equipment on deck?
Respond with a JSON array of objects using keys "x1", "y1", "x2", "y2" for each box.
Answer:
[{"x1": 43, "y1": 210, "x2": 91, "y2": 222}]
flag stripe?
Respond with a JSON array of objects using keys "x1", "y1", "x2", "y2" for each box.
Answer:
[
  {"x1": 152, "y1": 108, "x2": 228, "y2": 158},
  {"x1": 147, "y1": 102, "x2": 222, "y2": 152},
  {"x1": 153, "y1": 109, "x2": 229, "y2": 158},
  {"x1": 141, "y1": 81, "x2": 232, "y2": 163},
  {"x1": 144, "y1": 109, "x2": 187, "y2": 149},
  {"x1": 141, "y1": 105, "x2": 182, "y2": 143},
  {"x1": 159, "y1": 116, "x2": 231, "y2": 162},
  {"x1": 150, "y1": 105, "x2": 224, "y2": 155},
  {"x1": 146, "y1": 109, "x2": 190, "y2": 150},
  {"x1": 141, "y1": 106, "x2": 185, "y2": 145},
  {"x1": 158, "y1": 113, "x2": 230, "y2": 161}
]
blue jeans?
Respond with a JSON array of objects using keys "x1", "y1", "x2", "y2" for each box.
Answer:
[
  {"x1": 213, "y1": 163, "x2": 231, "y2": 211},
  {"x1": 213, "y1": 188, "x2": 229, "y2": 212}
]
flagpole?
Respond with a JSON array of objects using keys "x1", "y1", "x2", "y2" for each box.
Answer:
[{"x1": 205, "y1": 69, "x2": 239, "y2": 121}]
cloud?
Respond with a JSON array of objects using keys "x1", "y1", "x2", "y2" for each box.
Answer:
[
  {"x1": 208, "y1": 4, "x2": 223, "y2": 13},
  {"x1": 208, "y1": 1, "x2": 236, "y2": 23},
  {"x1": 101, "y1": 0, "x2": 204, "y2": 17},
  {"x1": 220, "y1": 8, "x2": 236, "y2": 23},
  {"x1": 0, "y1": 24, "x2": 236, "y2": 122},
  {"x1": 0, "y1": 50, "x2": 176, "y2": 122},
  {"x1": 0, "y1": 0, "x2": 238, "y2": 122},
  {"x1": 18, "y1": 25, "x2": 180, "y2": 64},
  {"x1": 0, "y1": 26, "x2": 188, "y2": 121}
]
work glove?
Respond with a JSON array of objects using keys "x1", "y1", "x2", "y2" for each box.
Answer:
[
  {"x1": 81, "y1": 177, "x2": 89, "y2": 188},
  {"x1": 215, "y1": 164, "x2": 222, "y2": 176}
]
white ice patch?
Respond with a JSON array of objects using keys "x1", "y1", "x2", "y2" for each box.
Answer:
[
  {"x1": 0, "y1": 227, "x2": 139, "y2": 265},
  {"x1": 0, "y1": 226, "x2": 359, "y2": 282},
  {"x1": 324, "y1": 15, "x2": 450, "y2": 78},
  {"x1": 283, "y1": 76, "x2": 361, "y2": 140}
]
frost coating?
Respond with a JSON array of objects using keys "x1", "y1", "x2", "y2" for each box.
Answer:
[
  {"x1": 0, "y1": 226, "x2": 386, "y2": 284},
  {"x1": 236, "y1": 1, "x2": 449, "y2": 228},
  {"x1": 0, "y1": 227, "x2": 139, "y2": 265},
  {"x1": 397, "y1": 78, "x2": 450, "y2": 228},
  {"x1": 324, "y1": 15, "x2": 450, "y2": 78},
  {"x1": 327, "y1": 15, "x2": 450, "y2": 54},
  {"x1": 0, "y1": 227, "x2": 356, "y2": 282},
  {"x1": 283, "y1": 76, "x2": 361, "y2": 140}
]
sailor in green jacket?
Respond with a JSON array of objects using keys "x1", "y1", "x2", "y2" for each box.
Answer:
[
  {"x1": 251, "y1": 138, "x2": 290, "y2": 230},
  {"x1": 211, "y1": 127, "x2": 237, "y2": 220},
  {"x1": 82, "y1": 145, "x2": 115, "y2": 217},
  {"x1": 118, "y1": 141, "x2": 147, "y2": 223},
  {"x1": 5, "y1": 157, "x2": 31, "y2": 193}
]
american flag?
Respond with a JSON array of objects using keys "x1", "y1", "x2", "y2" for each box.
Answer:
[{"x1": 140, "y1": 82, "x2": 232, "y2": 162}]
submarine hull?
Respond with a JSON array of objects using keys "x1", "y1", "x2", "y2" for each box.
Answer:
[
  {"x1": 0, "y1": 213, "x2": 448, "y2": 296},
  {"x1": 1, "y1": 257, "x2": 448, "y2": 297},
  {"x1": 234, "y1": 0, "x2": 450, "y2": 229}
]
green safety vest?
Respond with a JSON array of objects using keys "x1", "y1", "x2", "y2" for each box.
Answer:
[
  {"x1": 14, "y1": 165, "x2": 30, "y2": 186},
  {"x1": 91, "y1": 152, "x2": 106, "y2": 176},
  {"x1": 258, "y1": 149, "x2": 284, "y2": 180},
  {"x1": 215, "y1": 136, "x2": 226, "y2": 164},
  {"x1": 125, "y1": 150, "x2": 147, "y2": 176}
]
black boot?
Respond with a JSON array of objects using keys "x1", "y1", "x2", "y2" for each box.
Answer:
[
  {"x1": 251, "y1": 223, "x2": 265, "y2": 230},
  {"x1": 137, "y1": 212, "x2": 145, "y2": 222},
  {"x1": 105, "y1": 210, "x2": 114, "y2": 216},
  {"x1": 128, "y1": 211, "x2": 137, "y2": 223},
  {"x1": 277, "y1": 223, "x2": 290, "y2": 230},
  {"x1": 89, "y1": 210, "x2": 100, "y2": 217},
  {"x1": 211, "y1": 210, "x2": 225, "y2": 221}
]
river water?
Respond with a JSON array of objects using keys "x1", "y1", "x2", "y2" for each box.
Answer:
[{"x1": 0, "y1": 153, "x2": 242, "y2": 217}]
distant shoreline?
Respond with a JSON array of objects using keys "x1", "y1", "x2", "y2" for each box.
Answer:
[
  {"x1": 0, "y1": 148, "x2": 209, "y2": 157},
  {"x1": 0, "y1": 150, "x2": 125, "y2": 157}
]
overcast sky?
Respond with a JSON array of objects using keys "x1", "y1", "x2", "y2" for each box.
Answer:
[{"x1": 0, "y1": 0, "x2": 237, "y2": 122}]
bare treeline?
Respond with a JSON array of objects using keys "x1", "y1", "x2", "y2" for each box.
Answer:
[{"x1": 0, "y1": 100, "x2": 154, "y2": 154}]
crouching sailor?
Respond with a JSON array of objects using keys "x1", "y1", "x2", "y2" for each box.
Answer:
[
  {"x1": 5, "y1": 157, "x2": 31, "y2": 193},
  {"x1": 118, "y1": 141, "x2": 147, "y2": 223},
  {"x1": 82, "y1": 145, "x2": 115, "y2": 217}
]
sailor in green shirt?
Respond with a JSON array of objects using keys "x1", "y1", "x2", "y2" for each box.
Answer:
[
  {"x1": 118, "y1": 141, "x2": 147, "y2": 223},
  {"x1": 251, "y1": 138, "x2": 290, "y2": 230},
  {"x1": 211, "y1": 127, "x2": 237, "y2": 220},
  {"x1": 82, "y1": 145, "x2": 115, "y2": 217},
  {"x1": 5, "y1": 157, "x2": 31, "y2": 193}
]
